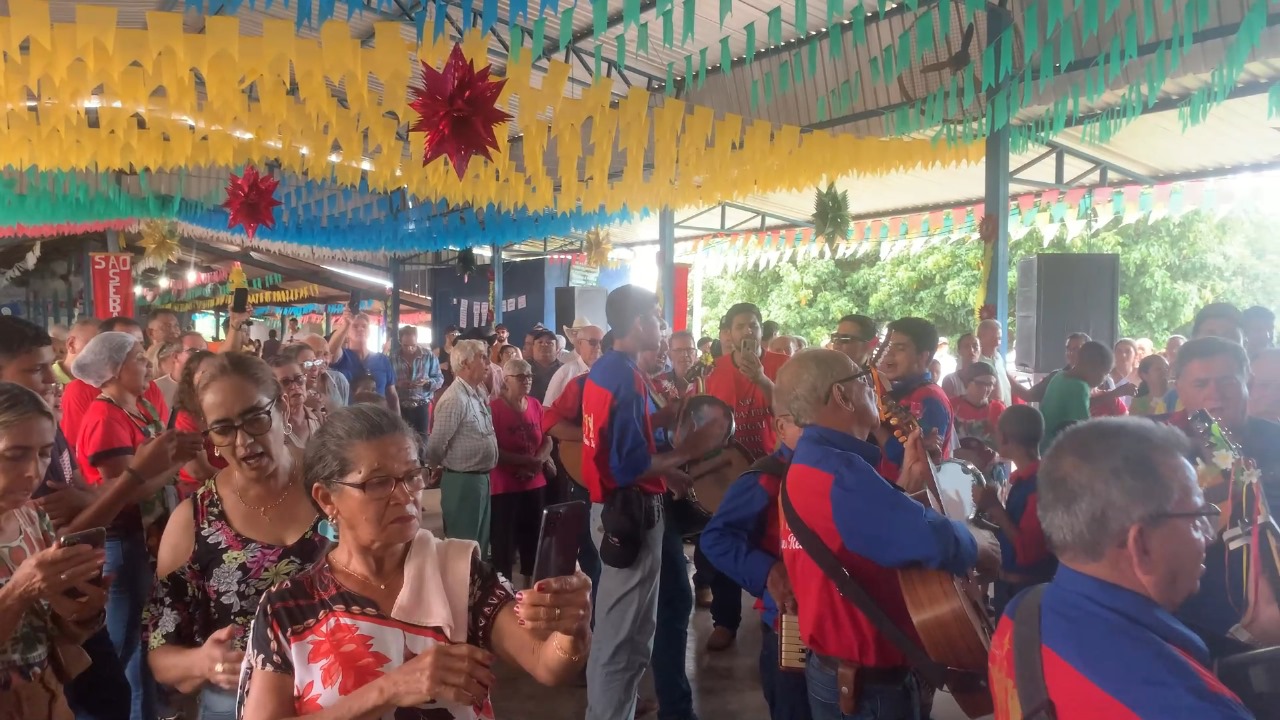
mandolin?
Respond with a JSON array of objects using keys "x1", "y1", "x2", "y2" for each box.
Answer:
[{"x1": 875, "y1": 377, "x2": 995, "y2": 719}]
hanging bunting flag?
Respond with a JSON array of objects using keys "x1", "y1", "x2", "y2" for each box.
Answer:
[
  {"x1": 720, "y1": 0, "x2": 731, "y2": 26},
  {"x1": 768, "y1": 6, "x2": 782, "y2": 45},
  {"x1": 683, "y1": 0, "x2": 696, "y2": 44}
]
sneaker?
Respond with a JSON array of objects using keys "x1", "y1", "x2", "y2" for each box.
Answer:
[{"x1": 705, "y1": 625, "x2": 736, "y2": 652}]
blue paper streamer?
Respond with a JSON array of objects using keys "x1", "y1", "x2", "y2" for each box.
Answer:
[{"x1": 481, "y1": 0, "x2": 498, "y2": 33}]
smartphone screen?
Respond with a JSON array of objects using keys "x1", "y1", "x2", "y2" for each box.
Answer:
[
  {"x1": 532, "y1": 501, "x2": 587, "y2": 582},
  {"x1": 348, "y1": 292, "x2": 362, "y2": 314},
  {"x1": 59, "y1": 527, "x2": 106, "y2": 550},
  {"x1": 231, "y1": 287, "x2": 250, "y2": 314}
]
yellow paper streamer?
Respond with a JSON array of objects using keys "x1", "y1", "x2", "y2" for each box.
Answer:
[
  {"x1": 0, "y1": 1, "x2": 983, "y2": 215},
  {"x1": 159, "y1": 283, "x2": 323, "y2": 312}
]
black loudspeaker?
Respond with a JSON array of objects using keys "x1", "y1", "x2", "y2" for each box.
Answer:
[
  {"x1": 555, "y1": 286, "x2": 607, "y2": 335},
  {"x1": 1015, "y1": 253, "x2": 1120, "y2": 374}
]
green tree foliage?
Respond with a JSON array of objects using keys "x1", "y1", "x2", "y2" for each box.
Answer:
[{"x1": 700, "y1": 210, "x2": 1280, "y2": 345}]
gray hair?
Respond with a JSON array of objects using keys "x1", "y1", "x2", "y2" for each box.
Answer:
[
  {"x1": 156, "y1": 341, "x2": 182, "y2": 364},
  {"x1": 774, "y1": 348, "x2": 856, "y2": 426},
  {"x1": 303, "y1": 404, "x2": 414, "y2": 510},
  {"x1": 71, "y1": 331, "x2": 139, "y2": 388},
  {"x1": 1039, "y1": 417, "x2": 1194, "y2": 562},
  {"x1": 451, "y1": 339, "x2": 488, "y2": 367},
  {"x1": 503, "y1": 358, "x2": 532, "y2": 375}
]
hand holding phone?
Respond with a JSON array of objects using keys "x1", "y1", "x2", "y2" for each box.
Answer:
[
  {"x1": 531, "y1": 501, "x2": 587, "y2": 583},
  {"x1": 231, "y1": 287, "x2": 250, "y2": 314}
]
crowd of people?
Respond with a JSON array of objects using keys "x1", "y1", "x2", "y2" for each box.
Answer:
[{"x1": 0, "y1": 290, "x2": 1277, "y2": 720}]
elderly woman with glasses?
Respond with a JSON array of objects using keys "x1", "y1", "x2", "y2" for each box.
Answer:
[
  {"x1": 489, "y1": 358, "x2": 553, "y2": 584},
  {"x1": 268, "y1": 356, "x2": 323, "y2": 449},
  {"x1": 144, "y1": 353, "x2": 324, "y2": 720},
  {"x1": 238, "y1": 404, "x2": 592, "y2": 720}
]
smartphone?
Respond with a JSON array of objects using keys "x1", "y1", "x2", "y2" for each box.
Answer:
[
  {"x1": 231, "y1": 287, "x2": 250, "y2": 314},
  {"x1": 740, "y1": 337, "x2": 758, "y2": 355},
  {"x1": 532, "y1": 501, "x2": 587, "y2": 583},
  {"x1": 59, "y1": 527, "x2": 107, "y2": 550},
  {"x1": 347, "y1": 292, "x2": 362, "y2": 314},
  {"x1": 58, "y1": 527, "x2": 107, "y2": 598}
]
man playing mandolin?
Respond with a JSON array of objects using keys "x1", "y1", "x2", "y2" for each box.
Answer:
[{"x1": 776, "y1": 349, "x2": 999, "y2": 720}]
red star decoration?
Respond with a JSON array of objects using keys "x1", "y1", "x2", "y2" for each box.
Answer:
[
  {"x1": 223, "y1": 165, "x2": 282, "y2": 238},
  {"x1": 409, "y1": 44, "x2": 513, "y2": 179}
]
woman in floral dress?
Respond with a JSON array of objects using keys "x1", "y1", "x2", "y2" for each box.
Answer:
[
  {"x1": 144, "y1": 353, "x2": 324, "y2": 720},
  {"x1": 238, "y1": 404, "x2": 591, "y2": 720}
]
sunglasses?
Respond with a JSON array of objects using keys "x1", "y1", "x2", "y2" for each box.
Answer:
[
  {"x1": 301, "y1": 359, "x2": 325, "y2": 369},
  {"x1": 830, "y1": 333, "x2": 870, "y2": 344}
]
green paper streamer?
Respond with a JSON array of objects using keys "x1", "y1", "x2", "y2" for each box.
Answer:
[
  {"x1": 895, "y1": 29, "x2": 910, "y2": 79},
  {"x1": 878, "y1": 0, "x2": 889, "y2": 16},
  {"x1": 720, "y1": 0, "x2": 731, "y2": 26},
  {"x1": 980, "y1": 41, "x2": 994, "y2": 90},
  {"x1": 1058, "y1": 22, "x2": 1076, "y2": 68},
  {"x1": 683, "y1": 0, "x2": 696, "y2": 44},
  {"x1": 666, "y1": 62, "x2": 674, "y2": 94},
  {"x1": 1107, "y1": 35, "x2": 1122, "y2": 82},
  {"x1": 664, "y1": 8, "x2": 675, "y2": 47},
  {"x1": 795, "y1": 0, "x2": 807, "y2": 33},
  {"x1": 532, "y1": 17, "x2": 546, "y2": 58},
  {"x1": 511, "y1": 25, "x2": 524, "y2": 64},
  {"x1": 624, "y1": 0, "x2": 640, "y2": 29},
  {"x1": 795, "y1": 50, "x2": 805, "y2": 83},
  {"x1": 720, "y1": 36, "x2": 732, "y2": 74},
  {"x1": 1082, "y1": 0, "x2": 1098, "y2": 40},
  {"x1": 685, "y1": 53, "x2": 694, "y2": 80},
  {"x1": 851, "y1": 70, "x2": 860, "y2": 100},
  {"x1": 594, "y1": 0, "x2": 607, "y2": 38},
  {"x1": 751, "y1": 77, "x2": 760, "y2": 109},
  {"x1": 998, "y1": 32, "x2": 1012, "y2": 85},
  {"x1": 945, "y1": 75, "x2": 957, "y2": 117},
  {"x1": 807, "y1": 35, "x2": 818, "y2": 77},
  {"x1": 560, "y1": 6, "x2": 574, "y2": 50},
  {"x1": 1022, "y1": 4, "x2": 1037, "y2": 65},
  {"x1": 826, "y1": 0, "x2": 843, "y2": 25},
  {"x1": 869, "y1": 55, "x2": 880, "y2": 85},
  {"x1": 938, "y1": 0, "x2": 951, "y2": 41},
  {"x1": 1104, "y1": 0, "x2": 1120, "y2": 22},
  {"x1": 746, "y1": 22, "x2": 756, "y2": 63},
  {"x1": 617, "y1": 32, "x2": 627, "y2": 69},
  {"x1": 594, "y1": 43, "x2": 603, "y2": 75},
  {"x1": 963, "y1": 0, "x2": 983, "y2": 19},
  {"x1": 1045, "y1": 0, "x2": 1063, "y2": 34},
  {"x1": 882, "y1": 45, "x2": 895, "y2": 83},
  {"x1": 1195, "y1": 0, "x2": 1210, "y2": 29},
  {"x1": 768, "y1": 7, "x2": 782, "y2": 45},
  {"x1": 829, "y1": 22, "x2": 844, "y2": 59},
  {"x1": 697, "y1": 46, "x2": 707, "y2": 86},
  {"x1": 637, "y1": 21, "x2": 649, "y2": 54},
  {"x1": 780, "y1": 59, "x2": 792, "y2": 90},
  {"x1": 961, "y1": 63, "x2": 974, "y2": 109},
  {"x1": 851, "y1": 7, "x2": 864, "y2": 45},
  {"x1": 657, "y1": 0, "x2": 672, "y2": 16},
  {"x1": 915, "y1": 11, "x2": 934, "y2": 57},
  {"x1": 764, "y1": 70, "x2": 774, "y2": 102},
  {"x1": 1141, "y1": 0, "x2": 1155, "y2": 41},
  {"x1": 1037, "y1": 41, "x2": 1053, "y2": 92},
  {"x1": 817, "y1": 95, "x2": 828, "y2": 121}
]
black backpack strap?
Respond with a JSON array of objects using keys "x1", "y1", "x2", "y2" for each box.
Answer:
[
  {"x1": 780, "y1": 476, "x2": 948, "y2": 689},
  {"x1": 1012, "y1": 584, "x2": 1057, "y2": 719},
  {"x1": 749, "y1": 454, "x2": 789, "y2": 479}
]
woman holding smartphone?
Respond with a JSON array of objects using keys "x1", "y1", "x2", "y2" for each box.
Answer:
[{"x1": 0, "y1": 382, "x2": 109, "y2": 720}]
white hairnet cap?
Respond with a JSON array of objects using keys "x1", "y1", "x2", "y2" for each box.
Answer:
[{"x1": 72, "y1": 331, "x2": 139, "y2": 388}]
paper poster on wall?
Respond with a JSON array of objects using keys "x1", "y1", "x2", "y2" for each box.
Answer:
[
  {"x1": 459, "y1": 299, "x2": 468, "y2": 326},
  {"x1": 517, "y1": 295, "x2": 527, "y2": 309},
  {"x1": 472, "y1": 302, "x2": 481, "y2": 326},
  {"x1": 480, "y1": 302, "x2": 489, "y2": 324},
  {"x1": 505, "y1": 298, "x2": 515, "y2": 312}
]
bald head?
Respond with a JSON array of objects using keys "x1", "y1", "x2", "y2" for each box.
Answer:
[
  {"x1": 301, "y1": 334, "x2": 331, "y2": 363},
  {"x1": 65, "y1": 317, "x2": 101, "y2": 367},
  {"x1": 977, "y1": 319, "x2": 1002, "y2": 353},
  {"x1": 775, "y1": 348, "x2": 877, "y2": 431}
]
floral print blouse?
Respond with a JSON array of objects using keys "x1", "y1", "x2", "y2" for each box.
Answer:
[
  {"x1": 238, "y1": 554, "x2": 513, "y2": 719},
  {"x1": 143, "y1": 480, "x2": 325, "y2": 653},
  {"x1": 0, "y1": 506, "x2": 61, "y2": 690}
]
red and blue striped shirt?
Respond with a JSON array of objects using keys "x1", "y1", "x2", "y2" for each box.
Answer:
[{"x1": 581, "y1": 351, "x2": 663, "y2": 503}]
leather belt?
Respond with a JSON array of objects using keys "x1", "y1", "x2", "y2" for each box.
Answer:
[{"x1": 810, "y1": 653, "x2": 911, "y2": 685}]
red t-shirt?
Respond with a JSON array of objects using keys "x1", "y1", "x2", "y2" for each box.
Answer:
[
  {"x1": 489, "y1": 396, "x2": 548, "y2": 495},
  {"x1": 62, "y1": 379, "x2": 169, "y2": 453},
  {"x1": 174, "y1": 409, "x2": 226, "y2": 496},
  {"x1": 704, "y1": 351, "x2": 788, "y2": 461},
  {"x1": 951, "y1": 397, "x2": 1007, "y2": 449}
]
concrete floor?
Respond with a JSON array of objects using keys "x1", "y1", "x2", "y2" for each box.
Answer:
[{"x1": 421, "y1": 490, "x2": 981, "y2": 720}]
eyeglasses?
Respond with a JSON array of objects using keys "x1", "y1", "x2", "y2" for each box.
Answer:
[
  {"x1": 507, "y1": 373, "x2": 533, "y2": 380},
  {"x1": 301, "y1": 360, "x2": 325, "y2": 369},
  {"x1": 1147, "y1": 502, "x2": 1221, "y2": 528},
  {"x1": 331, "y1": 467, "x2": 429, "y2": 500},
  {"x1": 830, "y1": 333, "x2": 870, "y2": 345},
  {"x1": 824, "y1": 367, "x2": 873, "y2": 403},
  {"x1": 204, "y1": 400, "x2": 277, "y2": 446},
  {"x1": 279, "y1": 374, "x2": 306, "y2": 387},
  {"x1": 578, "y1": 338, "x2": 602, "y2": 347}
]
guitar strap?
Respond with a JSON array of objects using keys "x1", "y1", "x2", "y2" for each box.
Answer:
[
  {"x1": 1012, "y1": 584, "x2": 1057, "y2": 719},
  {"x1": 779, "y1": 476, "x2": 948, "y2": 689}
]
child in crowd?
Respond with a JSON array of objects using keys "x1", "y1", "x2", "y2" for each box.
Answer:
[
  {"x1": 951, "y1": 361, "x2": 1006, "y2": 451},
  {"x1": 1129, "y1": 354, "x2": 1171, "y2": 416},
  {"x1": 974, "y1": 404, "x2": 1057, "y2": 616},
  {"x1": 351, "y1": 374, "x2": 384, "y2": 404}
]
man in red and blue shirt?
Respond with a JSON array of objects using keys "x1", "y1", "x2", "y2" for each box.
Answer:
[
  {"x1": 702, "y1": 409, "x2": 810, "y2": 720},
  {"x1": 774, "y1": 349, "x2": 995, "y2": 719},
  {"x1": 990, "y1": 417, "x2": 1252, "y2": 719},
  {"x1": 875, "y1": 317, "x2": 953, "y2": 482},
  {"x1": 580, "y1": 285, "x2": 721, "y2": 720}
]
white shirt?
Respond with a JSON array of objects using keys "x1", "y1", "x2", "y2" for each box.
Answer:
[
  {"x1": 980, "y1": 351, "x2": 1012, "y2": 405},
  {"x1": 154, "y1": 374, "x2": 179, "y2": 413},
  {"x1": 543, "y1": 353, "x2": 590, "y2": 406}
]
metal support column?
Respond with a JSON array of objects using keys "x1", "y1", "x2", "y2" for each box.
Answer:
[
  {"x1": 659, "y1": 207, "x2": 676, "y2": 327},
  {"x1": 389, "y1": 259, "x2": 403, "y2": 346},
  {"x1": 492, "y1": 243, "x2": 504, "y2": 324},
  {"x1": 81, "y1": 241, "x2": 94, "y2": 319},
  {"x1": 984, "y1": 6, "x2": 1012, "y2": 355}
]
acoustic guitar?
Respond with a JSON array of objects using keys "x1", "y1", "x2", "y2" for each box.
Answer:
[{"x1": 879, "y1": 397, "x2": 995, "y2": 719}]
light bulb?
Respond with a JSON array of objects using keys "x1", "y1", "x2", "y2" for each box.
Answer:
[
  {"x1": 186, "y1": 269, "x2": 197, "y2": 282},
  {"x1": 159, "y1": 276, "x2": 171, "y2": 288},
  {"x1": 133, "y1": 284, "x2": 144, "y2": 295}
]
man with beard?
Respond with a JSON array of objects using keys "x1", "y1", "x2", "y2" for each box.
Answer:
[{"x1": 705, "y1": 302, "x2": 788, "y2": 461}]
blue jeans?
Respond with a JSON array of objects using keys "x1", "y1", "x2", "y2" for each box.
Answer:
[
  {"x1": 198, "y1": 687, "x2": 238, "y2": 720},
  {"x1": 104, "y1": 533, "x2": 155, "y2": 720},
  {"x1": 694, "y1": 542, "x2": 743, "y2": 631},
  {"x1": 64, "y1": 628, "x2": 131, "y2": 720},
  {"x1": 652, "y1": 507, "x2": 696, "y2": 720},
  {"x1": 806, "y1": 655, "x2": 919, "y2": 720},
  {"x1": 759, "y1": 624, "x2": 813, "y2": 720}
]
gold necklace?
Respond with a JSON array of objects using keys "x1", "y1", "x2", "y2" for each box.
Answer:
[
  {"x1": 329, "y1": 553, "x2": 388, "y2": 590},
  {"x1": 232, "y1": 468, "x2": 296, "y2": 518}
]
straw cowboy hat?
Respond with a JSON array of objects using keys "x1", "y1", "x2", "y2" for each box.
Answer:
[{"x1": 564, "y1": 316, "x2": 602, "y2": 340}]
